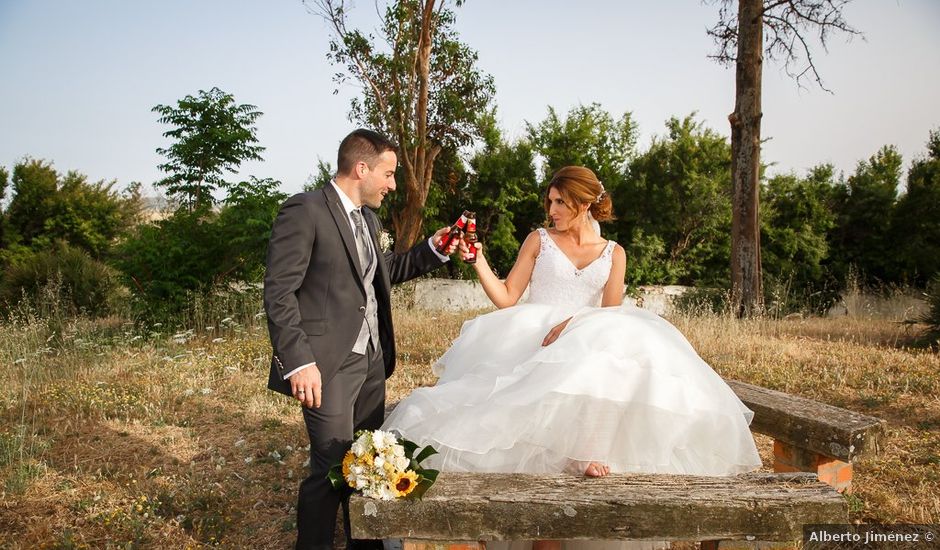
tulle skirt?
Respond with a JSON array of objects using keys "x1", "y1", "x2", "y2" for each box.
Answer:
[{"x1": 383, "y1": 303, "x2": 761, "y2": 477}]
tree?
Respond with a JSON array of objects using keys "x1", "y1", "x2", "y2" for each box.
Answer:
[
  {"x1": 462, "y1": 113, "x2": 537, "y2": 277},
  {"x1": 217, "y1": 176, "x2": 288, "y2": 283},
  {"x1": 3, "y1": 159, "x2": 140, "y2": 258},
  {"x1": 890, "y1": 130, "x2": 940, "y2": 286},
  {"x1": 152, "y1": 87, "x2": 264, "y2": 211},
  {"x1": 622, "y1": 115, "x2": 733, "y2": 286},
  {"x1": 5, "y1": 159, "x2": 58, "y2": 249},
  {"x1": 760, "y1": 165, "x2": 838, "y2": 312},
  {"x1": 116, "y1": 176, "x2": 286, "y2": 321},
  {"x1": 309, "y1": 0, "x2": 495, "y2": 251},
  {"x1": 708, "y1": 0, "x2": 861, "y2": 316},
  {"x1": 829, "y1": 146, "x2": 901, "y2": 286}
]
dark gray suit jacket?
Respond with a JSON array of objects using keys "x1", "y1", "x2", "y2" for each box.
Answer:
[{"x1": 263, "y1": 184, "x2": 446, "y2": 396}]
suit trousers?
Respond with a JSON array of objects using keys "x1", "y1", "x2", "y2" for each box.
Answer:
[{"x1": 296, "y1": 342, "x2": 386, "y2": 550}]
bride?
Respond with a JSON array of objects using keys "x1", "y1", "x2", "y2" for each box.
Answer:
[{"x1": 382, "y1": 165, "x2": 761, "y2": 482}]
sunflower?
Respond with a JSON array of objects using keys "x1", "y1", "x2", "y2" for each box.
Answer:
[{"x1": 391, "y1": 470, "x2": 419, "y2": 498}]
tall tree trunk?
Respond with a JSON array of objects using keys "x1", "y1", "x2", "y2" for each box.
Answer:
[
  {"x1": 729, "y1": 0, "x2": 764, "y2": 317},
  {"x1": 392, "y1": 143, "x2": 440, "y2": 252},
  {"x1": 393, "y1": 0, "x2": 436, "y2": 252}
]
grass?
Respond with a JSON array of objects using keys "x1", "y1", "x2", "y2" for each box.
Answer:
[{"x1": 0, "y1": 298, "x2": 938, "y2": 548}]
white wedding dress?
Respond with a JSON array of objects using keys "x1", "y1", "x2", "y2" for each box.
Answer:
[{"x1": 383, "y1": 227, "x2": 761, "y2": 478}]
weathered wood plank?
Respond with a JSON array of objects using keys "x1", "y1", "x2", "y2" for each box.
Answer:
[
  {"x1": 727, "y1": 379, "x2": 885, "y2": 462},
  {"x1": 349, "y1": 472, "x2": 846, "y2": 542}
]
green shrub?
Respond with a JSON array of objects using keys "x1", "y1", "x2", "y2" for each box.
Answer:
[
  {"x1": 0, "y1": 243, "x2": 127, "y2": 318},
  {"x1": 672, "y1": 286, "x2": 730, "y2": 316},
  {"x1": 113, "y1": 208, "x2": 226, "y2": 322}
]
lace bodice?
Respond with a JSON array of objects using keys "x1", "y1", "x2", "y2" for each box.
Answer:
[{"x1": 527, "y1": 227, "x2": 615, "y2": 308}]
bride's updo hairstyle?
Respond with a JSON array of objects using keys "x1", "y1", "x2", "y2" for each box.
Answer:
[{"x1": 543, "y1": 166, "x2": 615, "y2": 223}]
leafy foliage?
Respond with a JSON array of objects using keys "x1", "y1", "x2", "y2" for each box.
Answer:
[
  {"x1": 760, "y1": 165, "x2": 840, "y2": 313},
  {"x1": 0, "y1": 243, "x2": 127, "y2": 318},
  {"x1": 115, "y1": 176, "x2": 284, "y2": 322},
  {"x1": 217, "y1": 177, "x2": 288, "y2": 283},
  {"x1": 620, "y1": 115, "x2": 732, "y2": 286},
  {"x1": 449, "y1": 113, "x2": 537, "y2": 278},
  {"x1": 152, "y1": 87, "x2": 264, "y2": 210},
  {"x1": 828, "y1": 146, "x2": 902, "y2": 286},
  {"x1": 891, "y1": 130, "x2": 940, "y2": 286},
  {"x1": 314, "y1": 0, "x2": 495, "y2": 249},
  {"x1": 2, "y1": 158, "x2": 141, "y2": 258},
  {"x1": 114, "y1": 208, "x2": 226, "y2": 320}
]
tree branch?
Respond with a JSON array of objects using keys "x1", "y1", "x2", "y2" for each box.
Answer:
[{"x1": 311, "y1": 0, "x2": 392, "y2": 119}]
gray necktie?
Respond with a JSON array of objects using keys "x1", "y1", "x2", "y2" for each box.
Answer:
[{"x1": 350, "y1": 209, "x2": 373, "y2": 275}]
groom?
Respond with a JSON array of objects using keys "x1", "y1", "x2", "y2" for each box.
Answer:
[{"x1": 264, "y1": 128, "x2": 459, "y2": 550}]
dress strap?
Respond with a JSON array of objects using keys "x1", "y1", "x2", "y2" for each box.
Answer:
[{"x1": 536, "y1": 227, "x2": 550, "y2": 254}]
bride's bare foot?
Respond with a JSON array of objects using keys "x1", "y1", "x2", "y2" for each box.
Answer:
[{"x1": 584, "y1": 462, "x2": 610, "y2": 477}]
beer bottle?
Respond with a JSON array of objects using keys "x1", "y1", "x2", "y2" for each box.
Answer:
[
  {"x1": 436, "y1": 210, "x2": 472, "y2": 254},
  {"x1": 465, "y1": 212, "x2": 478, "y2": 264}
]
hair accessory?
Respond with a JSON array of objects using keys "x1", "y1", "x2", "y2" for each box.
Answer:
[{"x1": 595, "y1": 181, "x2": 606, "y2": 203}]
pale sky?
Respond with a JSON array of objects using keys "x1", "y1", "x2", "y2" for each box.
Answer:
[{"x1": 1, "y1": 0, "x2": 938, "y2": 197}]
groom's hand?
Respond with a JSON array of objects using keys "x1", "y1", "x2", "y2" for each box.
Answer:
[
  {"x1": 431, "y1": 227, "x2": 460, "y2": 256},
  {"x1": 290, "y1": 365, "x2": 322, "y2": 408}
]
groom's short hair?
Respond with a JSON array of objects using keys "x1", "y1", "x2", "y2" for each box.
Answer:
[{"x1": 337, "y1": 129, "x2": 398, "y2": 175}]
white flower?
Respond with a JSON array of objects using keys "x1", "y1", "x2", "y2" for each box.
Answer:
[
  {"x1": 374, "y1": 456, "x2": 385, "y2": 468},
  {"x1": 351, "y1": 436, "x2": 370, "y2": 457},
  {"x1": 371, "y1": 430, "x2": 389, "y2": 451},
  {"x1": 379, "y1": 230, "x2": 394, "y2": 252}
]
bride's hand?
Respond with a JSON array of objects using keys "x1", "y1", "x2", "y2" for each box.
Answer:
[
  {"x1": 461, "y1": 239, "x2": 483, "y2": 264},
  {"x1": 541, "y1": 317, "x2": 572, "y2": 347}
]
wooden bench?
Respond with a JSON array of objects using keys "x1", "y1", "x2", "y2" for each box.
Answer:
[
  {"x1": 353, "y1": 380, "x2": 884, "y2": 548},
  {"x1": 351, "y1": 472, "x2": 844, "y2": 548},
  {"x1": 726, "y1": 379, "x2": 885, "y2": 493}
]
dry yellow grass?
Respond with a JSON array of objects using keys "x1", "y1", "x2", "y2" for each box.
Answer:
[{"x1": 0, "y1": 305, "x2": 937, "y2": 548}]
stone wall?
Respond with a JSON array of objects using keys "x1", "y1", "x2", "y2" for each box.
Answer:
[
  {"x1": 393, "y1": 278, "x2": 928, "y2": 320},
  {"x1": 393, "y1": 278, "x2": 692, "y2": 316}
]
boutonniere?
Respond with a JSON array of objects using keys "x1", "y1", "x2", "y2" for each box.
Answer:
[{"x1": 378, "y1": 230, "x2": 394, "y2": 253}]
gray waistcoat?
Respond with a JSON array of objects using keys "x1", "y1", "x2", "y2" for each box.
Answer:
[{"x1": 352, "y1": 239, "x2": 380, "y2": 355}]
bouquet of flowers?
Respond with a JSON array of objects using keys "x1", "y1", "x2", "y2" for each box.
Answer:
[{"x1": 328, "y1": 429, "x2": 438, "y2": 500}]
